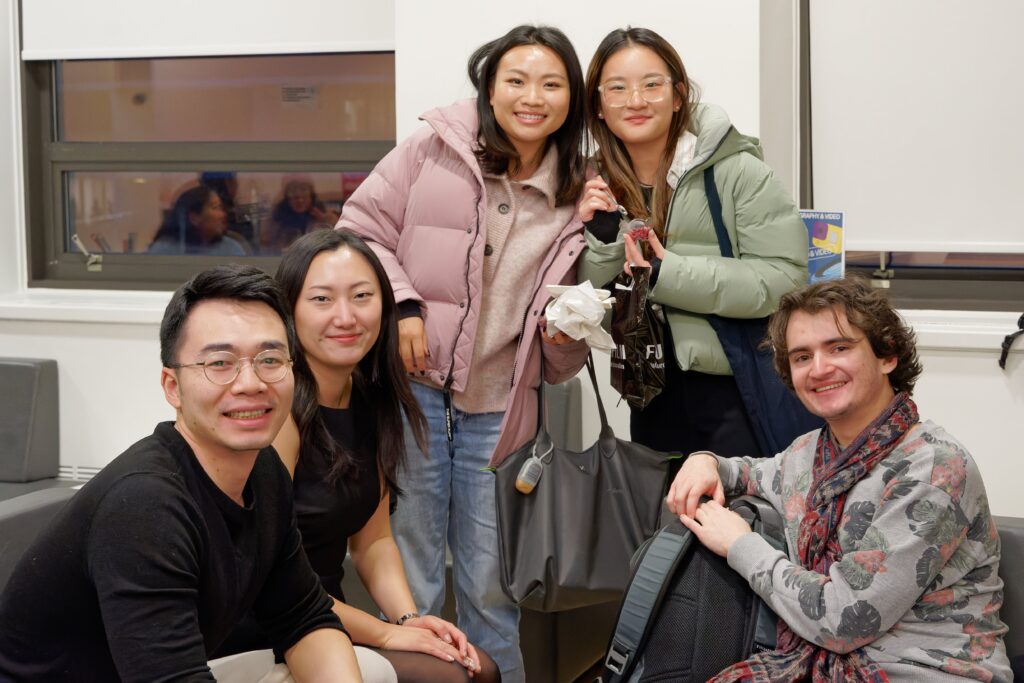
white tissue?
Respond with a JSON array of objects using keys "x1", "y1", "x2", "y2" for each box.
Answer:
[{"x1": 544, "y1": 281, "x2": 615, "y2": 351}]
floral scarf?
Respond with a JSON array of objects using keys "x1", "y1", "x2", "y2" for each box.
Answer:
[{"x1": 710, "y1": 392, "x2": 919, "y2": 683}]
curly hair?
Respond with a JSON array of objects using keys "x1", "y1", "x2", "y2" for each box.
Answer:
[{"x1": 766, "y1": 277, "x2": 923, "y2": 394}]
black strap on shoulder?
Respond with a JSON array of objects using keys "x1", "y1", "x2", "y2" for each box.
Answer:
[
  {"x1": 604, "y1": 520, "x2": 694, "y2": 682},
  {"x1": 703, "y1": 165, "x2": 734, "y2": 259}
]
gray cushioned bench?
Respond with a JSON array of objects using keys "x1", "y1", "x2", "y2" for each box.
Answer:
[
  {"x1": 995, "y1": 515, "x2": 1024, "y2": 680},
  {"x1": 0, "y1": 357, "x2": 69, "y2": 502}
]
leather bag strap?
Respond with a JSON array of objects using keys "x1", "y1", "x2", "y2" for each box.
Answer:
[{"x1": 535, "y1": 350, "x2": 610, "y2": 438}]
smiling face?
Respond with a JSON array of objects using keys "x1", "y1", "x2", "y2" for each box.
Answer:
[
  {"x1": 161, "y1": 298, "x2": 294, "y2": 460},
  {"x1": 488, "y1": 44, "x2": 571, "y2": 163},
  {"x1": 786, "y1": 308, "x2": 898, "y2": 445},
  {"x1": 293, "y1": 247, "x2": 383, "y2": 389},
  {"x1": 597, "y1": 45, "x2": 682, "y2": 155},
  {"x1": 189, "y1": 192, "x2": 228, "y2": 243}
]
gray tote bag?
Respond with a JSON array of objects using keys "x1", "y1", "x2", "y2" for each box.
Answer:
[{"x1": 494, "y1": 354, "x2": 678, "y2": 613}]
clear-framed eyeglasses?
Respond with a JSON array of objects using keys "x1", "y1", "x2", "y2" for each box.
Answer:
[
  {"x1": 598, "y1": 76, "x2": 674, "y2": 108},
  {"x1": 170, "y1": 349, "x2": 293, "y2": 385}
]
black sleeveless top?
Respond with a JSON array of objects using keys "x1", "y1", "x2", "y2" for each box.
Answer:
[{"x1": 293, "y1": 396, "x2": 381, "y2": 602}]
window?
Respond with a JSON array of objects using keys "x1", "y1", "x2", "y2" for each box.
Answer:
[
  {"x1": 24, "y1": 53, "x2": 395, "y2": 289},
  {"x1": 842, "y1": 251, "x2": 1024, "y2": 312}
]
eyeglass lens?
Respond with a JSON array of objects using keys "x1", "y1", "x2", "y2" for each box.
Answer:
[
  {"x1": 202, "y1": 350, "x2": 290, "y2": 384},
  {"x1": 601, "y1": 77, "x2": 672, "y2": 107}
]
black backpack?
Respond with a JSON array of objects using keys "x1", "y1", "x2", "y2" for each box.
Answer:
[{"x1": 600, "y1": 496, "x2": 786, "y2": 682}]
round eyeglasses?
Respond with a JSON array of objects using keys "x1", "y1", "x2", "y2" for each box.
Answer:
[
  {"x1": 171, "y1": 349, "x2": 292, "y2": 385},
  {"x1": 598, "y1": 76, "x2": 674, "y2": 108}
]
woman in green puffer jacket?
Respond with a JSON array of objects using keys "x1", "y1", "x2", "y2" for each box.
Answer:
[{"x1": 579, "y1": 27, "x2": 808, "y2": 460}]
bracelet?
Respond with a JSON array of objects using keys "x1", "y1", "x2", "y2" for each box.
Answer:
[{"x1": 395, "y1": 612, "x2": 420, "y2": 626}]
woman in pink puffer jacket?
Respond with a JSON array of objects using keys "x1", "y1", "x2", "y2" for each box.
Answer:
[{"x1": 337, "y1": 25, "x2": 589, "y2": 683}]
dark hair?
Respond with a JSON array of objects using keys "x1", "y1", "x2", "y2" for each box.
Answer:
[
  {"x1": 468, "y1": 24, "x2": 587, "y2": 206},
  {"x1": 151, "y1": 185, "x2": 221, "y2": 250},
  {"x1": 586, "y1": 27, "x2": 700, "y2": 239},
  {"x1": 200, "y1": 171, "x2": 237, "y2": 214},
  {"x1": 160, "y1": 264, "x2": 295, "y2": 368},
  {"x1": 275, "y1": 228, "x2": 429, "y2": 489},
  {"x1": 766, "y1": 277, "x2": 923, "y2": 394}
]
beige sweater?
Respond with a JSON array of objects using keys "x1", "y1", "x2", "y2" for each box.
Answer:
[{"x1": 454, "y1": 146, "x2": 574, "y2": 413}]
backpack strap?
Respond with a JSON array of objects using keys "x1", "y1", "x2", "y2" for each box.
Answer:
[
  {"x1": 729, "y1": 495, "x2": 785, "y2": 549},
  {"x1": 703, "y1": 165, "x2": 734, "y2": 259},
  {"x1": 604, "y1": 520, "x2": 695, "y2": 682}
]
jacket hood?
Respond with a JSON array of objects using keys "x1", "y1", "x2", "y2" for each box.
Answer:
[
  {"x1": 668, "y1": 103, "x2": 763, "y2": 185},
  {"x1": 420, "y1": 99, "x2": 480, "y2": 159}
]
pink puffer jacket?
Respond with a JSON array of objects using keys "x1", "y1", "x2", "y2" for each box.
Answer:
[{"x1": 338, "y1": 100, "x2": 588, "y2": 466}]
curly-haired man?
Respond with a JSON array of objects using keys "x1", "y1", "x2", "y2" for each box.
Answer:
[{"x1": 668, "y1": 278, "x2": 1011, "y2": 682}]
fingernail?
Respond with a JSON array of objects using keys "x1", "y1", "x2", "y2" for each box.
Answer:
[
  {"x1": 448, "y1": 655, "x2": 455, "y2": 662},
  {"x1": 444, "y1": 634, "x2": 452, "y2": 643}
]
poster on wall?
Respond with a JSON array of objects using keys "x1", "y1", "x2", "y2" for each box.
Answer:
[{"x1": 800, "y1": 210, "x2": 844, "y2": 283}]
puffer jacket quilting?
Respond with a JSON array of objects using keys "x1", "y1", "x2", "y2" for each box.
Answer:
[{"x1": 338, "y1": 99, "x2": 588, "y2": 466}]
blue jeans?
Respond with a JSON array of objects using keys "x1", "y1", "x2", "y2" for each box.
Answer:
[{"x1": 394, "y1": 382, "x2": 523, "y2": 683}]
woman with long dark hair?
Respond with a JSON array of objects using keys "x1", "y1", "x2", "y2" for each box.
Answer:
[
  {"x1": 148, "y1": 184, "x2": 248, "y2": 256},
  {"x1": 275, "y1": 229, "x2": 500, "y2": 682},
  {"x1": 579, "y1": 27, "x2": 808, "y2": 460},
  {"x1": 338, "y1": 24, "x2": 590, "y2": 682}
]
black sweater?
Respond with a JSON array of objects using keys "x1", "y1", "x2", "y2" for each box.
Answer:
[
  {"x1": 0, "y1": 422, "x2": 342, "y2": 682},
  {"x1": 215, "y1": 399, "x2": 381, "y2": 657}
]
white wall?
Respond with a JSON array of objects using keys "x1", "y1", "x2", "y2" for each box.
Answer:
[
  {"x1": 906, "y1": 313, "x2": 1024, "y2": 519},
  {"x1": 394, "y1": 0, "x2": 761, "y2": 140},
  {"x1": 1, "y1": 0, "x2": 1023, "y2": 515}
]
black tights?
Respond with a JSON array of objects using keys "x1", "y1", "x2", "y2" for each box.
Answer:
[{"x1": 372, "y1": 646, "x2": 501, "y2": 683}]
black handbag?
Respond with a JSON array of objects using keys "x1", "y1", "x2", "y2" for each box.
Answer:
[
  {"x1": 609, "y1": 265, "x2": 666, "y2": 410},
  {"x1": 702, "y1": 165, "x2": 824, "y2": 456},
  {"x1": 494, "y1": 354, "x2": 678, "y2": 613}
]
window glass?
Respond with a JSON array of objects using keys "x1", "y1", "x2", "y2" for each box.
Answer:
[
  {"x1": 58, "y1": 53, "x2": 395, "y2": 142},
  {"x1": 65, "y1": 170, "x2": 370, "y2": 257},
  {"x1": 25, "y1": 53, "x2": 394, "y2": 287}
]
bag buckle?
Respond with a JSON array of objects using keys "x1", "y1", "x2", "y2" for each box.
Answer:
[{"x1": 604, "y1": 642, "x2": 630, "y2": 675}]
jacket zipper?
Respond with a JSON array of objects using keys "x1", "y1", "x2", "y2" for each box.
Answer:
[
  {"x1": 442, "y1": 210, "x2": 480, "y2": 445},
  {"x1": 666, "y1": 126, "x2": 733, "y2": 243}
]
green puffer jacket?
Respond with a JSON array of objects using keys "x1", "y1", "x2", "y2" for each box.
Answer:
[{"x1": 580, "y1": 103, "x2": 808, "y2": 376}]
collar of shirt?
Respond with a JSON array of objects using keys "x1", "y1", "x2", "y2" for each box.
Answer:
[{"x1": 483, "y1": 144, "x2": 559, "y2": 210}]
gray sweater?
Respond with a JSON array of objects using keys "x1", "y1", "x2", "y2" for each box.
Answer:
[{"x1": 719, "y1": 420, "x2": 1011, "y2": 681}]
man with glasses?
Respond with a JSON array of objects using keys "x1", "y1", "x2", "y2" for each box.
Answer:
[{"x1": 0, "y1": 265, "x2": 363, "y2": 682}]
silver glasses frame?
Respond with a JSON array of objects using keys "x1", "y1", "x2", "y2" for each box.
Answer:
[{"x1": 170, "y1": 349, "x2": 293, "y2": 385}]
